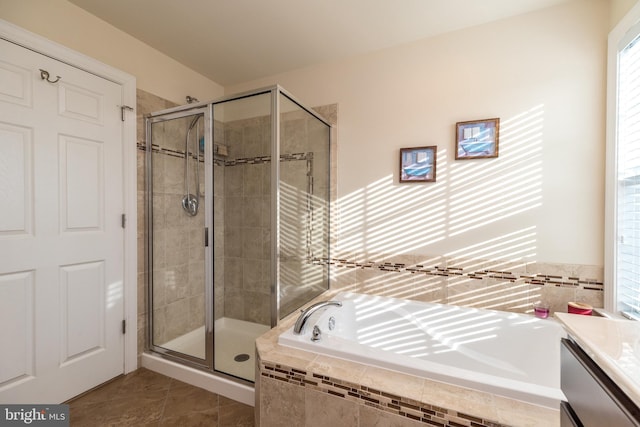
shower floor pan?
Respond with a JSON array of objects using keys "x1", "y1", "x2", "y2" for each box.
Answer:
[{"x1": 160, "y1": 317, "x2": 269, "y2": 382}]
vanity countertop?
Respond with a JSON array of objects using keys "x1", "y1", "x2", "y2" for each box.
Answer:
[{"x1": 555, "y1": 312, "x2": 640, "y2": 407}]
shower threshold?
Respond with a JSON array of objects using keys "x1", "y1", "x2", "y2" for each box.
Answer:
[{"x1": 159, "y1": 317, "x2": 270, "y2": 382}]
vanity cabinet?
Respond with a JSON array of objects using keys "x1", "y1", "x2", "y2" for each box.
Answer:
[{"x1": 561, "y1": 338, "x2": 640, "y2": 427}]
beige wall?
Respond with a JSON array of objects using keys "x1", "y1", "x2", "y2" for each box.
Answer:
[
  {"x1": 227, "y1": 0, "x2": 609, "y2": 267},
  {"x1": 610, "y1": 0, "x2": 638, "y2": 29},
  {"x1": 0, "y1": 0, "x2": 224, "y2": 104}
]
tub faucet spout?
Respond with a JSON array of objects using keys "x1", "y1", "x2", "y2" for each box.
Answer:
[{"x1": 293, "y1": 300, "x2": 342, "y2": 334}]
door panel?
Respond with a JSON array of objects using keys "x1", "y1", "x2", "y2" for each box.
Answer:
[
  {"x1": 60, "y1": 135, "x2": 104, "y2": 232},
  {"x1": 60, "y1": 261, "x2": 105, "y2": 364},
  {"x1": 0, "y1": 38, "x2": 125, "y2": 403},
  {"x1": 58, "y1": 82, "x2": 104, "y2": 125},
  {"x1": 0, "y1": 59, "x2": 32, "y2": 107},
  {"x1": 0, "y1": 123, "x2": 33, "y2": 235},
  {"x1": 0, "y1": 271, "x2": 35, "y2": 385}
]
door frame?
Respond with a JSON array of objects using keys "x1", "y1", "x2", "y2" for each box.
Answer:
[{"x1": 0, "y1": 19, "x2": 138, "y2": 374}]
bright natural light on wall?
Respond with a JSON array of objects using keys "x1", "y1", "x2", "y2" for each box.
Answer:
[
  {"x1": 335, "y1": 173, "x2": 447, "y2": 261},
  {"x1": 279, "y1": 173, "x2": 328, "y2": 303},
  {"x1": 329, "y1": 105, "x2": 545, "y2": 310},
  {"x1": 447, "y1": 105, "x2": 543, "y2": 236},
  {"x1": 444, "y1": 226, "x2": 538, "y2": 311}
]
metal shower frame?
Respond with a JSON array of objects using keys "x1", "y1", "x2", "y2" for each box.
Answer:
[{"x1": 144, "y1": 85, "x2": 332, "y2": 382}]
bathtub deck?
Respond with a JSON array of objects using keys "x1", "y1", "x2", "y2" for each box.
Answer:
[
  {"x1": 256, "y1": 290, "x2": 560, "y2": 427},
  {"x1": 278, "y1": 291, "x2": 565, "y2": 409}
]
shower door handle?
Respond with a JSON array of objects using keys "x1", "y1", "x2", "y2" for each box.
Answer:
[{"x1": 205, "y1": 227, "x2": 209, "y2": 247}]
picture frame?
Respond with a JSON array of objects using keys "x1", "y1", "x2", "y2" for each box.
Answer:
[
  {"x1": 399, "y1": 146, "x2": 437, "y2": 183},
  {"x1": 455, "y1": 118, "x2": 500, "y2": 160}
]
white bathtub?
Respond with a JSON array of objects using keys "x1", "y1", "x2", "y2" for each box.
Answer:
[{"x1": 278, "y1": 291, "x2": 567, "y2": 409}]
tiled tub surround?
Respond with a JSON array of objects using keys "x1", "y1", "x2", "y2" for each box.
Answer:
[
  {"x1": 256, "y1": 291, "x2": 562, "y2": 427},
  {"x1": 327, "y1": 255, "x2": 604, "y2": 317},
  {"x1": 278, "y1": 292, "x2": 566, "y2": 408}
]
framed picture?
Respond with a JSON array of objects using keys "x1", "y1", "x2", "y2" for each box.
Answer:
[
  {"x1": 455, "y1": 118, "x2": 500, "y2": 160},
  {"x1": 399, "y1": 146, "x2": 437, "y2": 183}
]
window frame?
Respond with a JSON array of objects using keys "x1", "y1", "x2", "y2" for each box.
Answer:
[{"x1": 605, "y1": 2, "x2": 640, "y2": 316}]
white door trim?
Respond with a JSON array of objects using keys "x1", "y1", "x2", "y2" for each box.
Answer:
[{"x1": 0, "y1": 18, "x2": 138, "y2": 374}]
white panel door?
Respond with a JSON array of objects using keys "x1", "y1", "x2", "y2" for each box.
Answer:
[{"x1": 0, "y1": 38, "x2": 124, "y2": 403}]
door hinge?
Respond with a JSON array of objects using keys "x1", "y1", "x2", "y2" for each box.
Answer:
[
  {"x1": 121, "y1": 213, "x2": 126, "y2": 229},
  {"x1": 122, "y1": 319, "x2": 126, "y2": 334},
  {"x1": 120, "y1": 105, "x2": 134, "y2": 121}
]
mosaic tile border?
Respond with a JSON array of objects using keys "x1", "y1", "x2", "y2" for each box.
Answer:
[
  {"x1": 225, "y1": 152, "x2": 313, "y2": 166},
  {"x1": 261, "y1": 361, "x2": 508, "y2": 427},
  {"x1": 313, "y1": 257, "x2": 604, "y2": 292},
  {"x1": 136, "y1": 142, "x2": 312, "y2": 166},
  {"x1": 137, "y1": 142, "x2": 196, "y2": 160}
]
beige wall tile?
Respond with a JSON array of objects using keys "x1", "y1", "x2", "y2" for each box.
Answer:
[
  {"x1": 575, "y1": 288, "x2": 604, "y2": 309},
  {"x1": 304, "y1": 389, "x2": 358, "y2": 427},
  {"x1": 359, "y1": 405, "x2": 424, "y2": 427},
  {"x1": 259, "y1": 377, "x2": 305, "y2": 427}
]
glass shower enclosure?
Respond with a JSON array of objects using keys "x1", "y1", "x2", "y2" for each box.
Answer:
[{"x1": 145, "y1": 86, "x2": 331, "y2": 383}]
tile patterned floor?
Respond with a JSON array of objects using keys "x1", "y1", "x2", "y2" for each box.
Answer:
[{"x1": 67, "y1": 368, "x2": 254, "y2": 426}]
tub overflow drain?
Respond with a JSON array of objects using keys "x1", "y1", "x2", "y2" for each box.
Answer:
[{"x1": 234, "y1": 353, "x2": 250, "y2": 362}]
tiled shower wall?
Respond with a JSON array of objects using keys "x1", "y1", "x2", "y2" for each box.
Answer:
[
  {"x1": 218, "y1": 115, "x2": 272, "y2": 325},
  {"x1": 136, "y1": 89, "x2": 179, "y2": 360},
  {"x1": 219, "y1": 103, "x2": 335, "y2": 323},
  {"x1": 148, "y1": 116, "x2": 206, "y2": 345},
  {"x1": 136, "y1": 90, "x2": 206, "y2": 352},
  {"x1": 213, "y1": 124, "x2": 225, "y2": 322}
]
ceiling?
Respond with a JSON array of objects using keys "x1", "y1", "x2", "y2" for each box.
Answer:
[{"x1": 69, "y1": 0, "x2": 571, "y2": 86}]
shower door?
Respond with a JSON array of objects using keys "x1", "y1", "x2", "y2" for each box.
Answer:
[
  {"x1": 211, "y1": 92, "x2": 272, "y2": 382},
  {"x1": 146, "y1": 107, "x2": 213, "y2": 370},
  {"x1": 145, "y1": 86, "x2": 331, "y2": 384}
]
